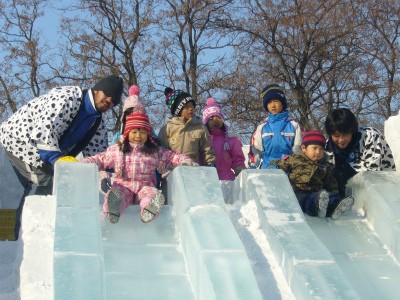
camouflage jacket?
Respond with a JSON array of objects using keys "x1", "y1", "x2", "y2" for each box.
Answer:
[{"x1": 270, "y1": 153, "x2": 338, "y2": 193}]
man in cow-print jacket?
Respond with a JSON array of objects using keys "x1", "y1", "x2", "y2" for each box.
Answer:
[
  {"x1": 325, "y1": 108, "x2": 396, "y2": 197},
  {"x1": 0, "y1": 75, "x2": 123, "y2": 240}
]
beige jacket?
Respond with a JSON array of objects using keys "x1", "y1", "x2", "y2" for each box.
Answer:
[{"x1": 158, "y1": 115, "x2": 215, "y2": 165}]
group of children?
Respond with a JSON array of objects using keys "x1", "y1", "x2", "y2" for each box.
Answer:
[{"x1": 80, "y1": 83, "x2": 396, "y2": 224}]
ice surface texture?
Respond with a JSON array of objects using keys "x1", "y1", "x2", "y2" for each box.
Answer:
[{"x1": 53, "y1": 164, "x2": 262, "y2": 300}]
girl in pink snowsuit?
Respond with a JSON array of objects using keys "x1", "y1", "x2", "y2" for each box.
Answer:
[{"x1": 82, "y1": 105, "x2": 194, "y2": 223}]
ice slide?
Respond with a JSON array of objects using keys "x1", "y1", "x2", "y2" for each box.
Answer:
[
  {"x1": 52, "y1": 163, "x2": 263, "y2": 300},
  {"x1": 52, "y1": 163, "x2": 400, "y2": 299},
  {"x1": 235, "y1": 169, "x2": 400, "y2": 300}
]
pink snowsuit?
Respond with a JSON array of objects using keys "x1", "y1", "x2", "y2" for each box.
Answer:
[
  {"x1": 82, "y1": 143, "x2": 191, "y2": 216},
  {"x1": 210, "y1": 128, "x2": 246, "y2": 180}
]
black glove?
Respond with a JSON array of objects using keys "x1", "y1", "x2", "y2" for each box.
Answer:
[{"x1": 101, "y1": 178, "x2": 112, "y2": 193}]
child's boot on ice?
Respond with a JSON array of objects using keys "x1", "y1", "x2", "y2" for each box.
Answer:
[
  {"x1": 331, "y1": 196, "x2": 354, "y2": 220},
  {"x1": 107, "y1": 188, "x2": 122, "y2": 224},
  {"x1": 141, "y1": 192, "x2": 165, "y2": 223}
]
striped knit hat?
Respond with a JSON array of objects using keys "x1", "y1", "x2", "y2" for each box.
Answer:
[
  {"x1": 302, "y1": 130, "x2": 326, "y2": 148},
  {"x1": 122, "y1": 105, "x2": 155, "y2": 144},
  {"x1": 164, "y1": 87, "x2": 196, "y2": 117}
]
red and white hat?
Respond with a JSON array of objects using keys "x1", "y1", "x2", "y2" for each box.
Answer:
[
  {"x1": 302, "y1": 130, "x2": 326, "y2": 148},
  {"x1": 122, "y1": 105, "x2": 154, "y2": 144}
]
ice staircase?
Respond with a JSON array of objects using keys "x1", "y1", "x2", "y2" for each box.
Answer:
[{"x1": 52, "y1": 163, "x2": 400, "y2": 300}]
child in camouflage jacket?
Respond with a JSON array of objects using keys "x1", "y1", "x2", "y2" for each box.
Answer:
[{"x1": 269, "y1": 130, "x2": 353, "y2": 220}]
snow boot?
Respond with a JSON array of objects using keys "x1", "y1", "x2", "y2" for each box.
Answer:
[
  {"x1": 318, "y1": 189, "x2": 329, "y2": 218},
  {"x1": 331, "y1": 196, "x2": 354, "y2": 220},
  {"x1": 140, "y1": 192, "x2": 165, "y2": 223},
  {"x1": 107, "y1": 188, "x2": 122, "y2": 224}
]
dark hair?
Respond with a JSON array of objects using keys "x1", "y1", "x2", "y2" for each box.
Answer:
[
  {"x1": 325, "y1": 108, "x2": 358, "y2": 136},
  {"x1": 120, "y1": 107, "x2": 134, "y2": 134},
  {"x1": 205, "y1": 123, "x2": 226, "y2": 133},
  {"x1": 117, "y1": 135, "x2": 158, "y2": 154}
]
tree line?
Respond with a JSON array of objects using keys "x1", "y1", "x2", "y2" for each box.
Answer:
[{"x1": 0, "y1": 0, "x2": 399, "y2": 143}]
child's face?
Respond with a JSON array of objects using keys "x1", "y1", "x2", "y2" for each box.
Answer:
[
  {"x1": 301, "y1": 144, "x2": 325, "y2": 161},
  {"x1": 179, "y1": 102, "x2": 195, "y2": 120},
  {"x1": 207, "y1": 115, "x2": 224, "y2": 129},
  {"x1": 128, "y1": 128, "x2": 148, "y2": 145},
  {"x1": 267, "y1": 99, "x2": 284, "y2": 114},
  {"x1": 331, "y1": 131, "x2": 353, "y2": 149}
]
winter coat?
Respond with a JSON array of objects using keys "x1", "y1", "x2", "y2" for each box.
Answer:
[
  {"x1": 0, "y1": 86, "x2": 108, "y2": 169},
  {"x1": 158, "y1": 115, "x2": 215, "y2": 165},
  {"x1": 209, "y1": 128, "x2": 245, "y2": 180},
  {"x1": 270, "y1": 153, "x2": 339, "y2": 193},
  {"x1": 81, "y1": 143, "x2": 192, "y2": 193},
  {"x1": 250, "y1": 111, "x2": 302, "y2": 169},
  {"x1": 325, "y1": 126, "x2": 396, "y2": 196}
]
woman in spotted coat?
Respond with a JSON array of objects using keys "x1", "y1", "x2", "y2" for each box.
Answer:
[
  {"x1": 325, "y1": 108, "x2": 396, "y2": 197},
  {"x1": 0, "y1": 75, "x2": 123, "y2": 240}
]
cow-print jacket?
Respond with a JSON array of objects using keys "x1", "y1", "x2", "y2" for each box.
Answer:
[
  {"x1": 325, "y1": 126, "x2": 396, "y2": 172},
  {"x1": 0, "y1": 86, "x2": 108, "y2": 168}
]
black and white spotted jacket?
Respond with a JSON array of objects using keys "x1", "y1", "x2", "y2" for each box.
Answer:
[
  {"x1": 0, "y1": 86, "x2": 108, "y2": 168},
  {"x1": 325, "y1": 126, "x2": 396, "y2": 172}
]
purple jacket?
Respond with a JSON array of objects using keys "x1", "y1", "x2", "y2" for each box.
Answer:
[{"x1": 210, "y1": 128, "x2": 246, "y2": 180}]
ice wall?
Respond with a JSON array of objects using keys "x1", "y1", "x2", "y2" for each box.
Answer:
[
  {"x1": 53, "y1": 163, "x2": 105, "y2": 300},
  {"x1": 168, "y1": 166, "x2": 263, "y2": 300},
  {"x1": 349, "y1": 171, "x2": 400, "y2": 261}
]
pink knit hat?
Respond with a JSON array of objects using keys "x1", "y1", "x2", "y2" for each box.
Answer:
[
  {"x1": 202, "y1": 98, "x2": 225, "y2": 125},
  {"x1": 122, "y1": 85, "x2": 144, "y2": 112},
  {"x1": 202, "y1": 98, "x2": 231, "y2": 151}
]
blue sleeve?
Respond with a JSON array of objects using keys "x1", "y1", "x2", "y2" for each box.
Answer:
[
  {"x1": 38, "y1": 149, "x2": 62, "y2": 166},
  {"x1": 111, "y1": 132, "x2": 120, "y2": 145}
]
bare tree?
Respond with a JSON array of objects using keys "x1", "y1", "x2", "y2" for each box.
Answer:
[
  {"x1": 59, "y1": 0, "x2": 159, "y2": 132},
  {"x1": 219, "y1": 0, "x2": 365, "y2": 130},
  {"x1": 154, "y1": 0, "x2": 236, "y2": 100},
  {"x1": 0, "y1": 0, "x2": 50, "y2": 120},
  {"x1": 358, "y1": 0, "x2": 400, "y2": 123}
]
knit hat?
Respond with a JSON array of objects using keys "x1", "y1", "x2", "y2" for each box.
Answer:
[
  {"x1": 164, "y1": 87, "x2": 196, "y2": 117},
  {"x1": 202, "y1": 97, "x2": 231, "y2": 151},
  {"x1": 122, "y1": 85, "x2": 144, "y2": 112},
  {"x1": 302, "y1": 130, "x2": 326, "y2": 148},
  {"x1": 202, "y1": 98, "x2": 225, "y2": 125},
  {"x1": 93, "y1": 75, "x2": 124, "y2": 106},
  {"x1": 122, "y1": 105, "x2": 155, "y2": 144},
  {"x1": 260, "y1": 84, "x2": 287, "y2": 112}
]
